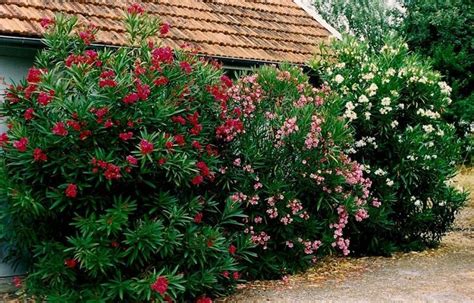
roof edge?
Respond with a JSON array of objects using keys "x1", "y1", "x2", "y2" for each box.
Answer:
[
  {"x1": 0, "y1": 35, "x2": 299, "y2": 67},
  {"x1": 293, "y1": 0, "x2": 342, "y2": 40}
]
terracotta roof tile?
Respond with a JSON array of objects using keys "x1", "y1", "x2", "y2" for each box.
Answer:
[{"x1": 0, "y1": 0, "x2": 334, "y2": 63}]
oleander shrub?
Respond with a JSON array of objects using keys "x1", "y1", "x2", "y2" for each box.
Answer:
[
  {"x1": 0, "y1": 7, "x2": 254, "y2": 302},
  {"x1": 219, "y1": 65, "x2": 377, "y2": 278},
  {"x1": 312, "y1": 37, "x2": 467, "y2": 253}
]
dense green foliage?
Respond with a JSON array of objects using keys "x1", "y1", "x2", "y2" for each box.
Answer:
[
  {"x1": 402, "y1": 0, "x2": 473, "y2": 163},
  {"x1": 313, "y1": 37, "x2": 467, "y2": 253}
]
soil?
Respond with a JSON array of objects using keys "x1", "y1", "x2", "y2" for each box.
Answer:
[{"x1": 222, "y1": 167, "x2": 474, "y2": 303}]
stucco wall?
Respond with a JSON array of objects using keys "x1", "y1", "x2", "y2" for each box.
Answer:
[
  {"x1": 0, "y1": 55, "x2": 34, "y2": 132},
  {"x1": 0, "y1": 54, "x2": 34, "y2": 276}
]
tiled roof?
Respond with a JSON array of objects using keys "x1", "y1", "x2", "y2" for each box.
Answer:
[{"x1": 0, "y1": 0, "x2": 335, "y2": 64}]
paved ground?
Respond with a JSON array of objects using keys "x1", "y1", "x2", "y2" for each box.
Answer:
[{"x1": 223, "y1": 167, "x2": 474, "y2": 303}]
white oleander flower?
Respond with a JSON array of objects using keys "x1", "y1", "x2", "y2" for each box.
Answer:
[
  {"x1": 334, "y1": 74, "x2": 344, "y2": 84},
  {"x1": 391, "y1": 120, "x2": 399, "y2": 128},
  {"x1": 367, "y1": 83, "x2": 378, "y2": 96},
  {"x1": 362, "y1": 73, "x2": 374, "y2": 81},
  {"x1": 379, "y1": 107, "x2": 392, "y2": 115},
  {"x1": 423, "y1": 124, "x2": 435, "y2": 134},
  {"x1": 438, "y1": 81, "x2": 452, "y2": 95},
  {"x1": 386, "y1": 178, "x2": 394, "y2": 187},
  {"x1": 346, "y1": 101, "x2": 355, "y2": 110},
  {"x1": 374, "y1": 168, "x2": 386, "y2": 176},
  {"x1": 358, "y1": 94, "x2": 369, "y2": 103},
  {"x1": 386, "y1": 68, "x2": 396, "y2": 77},
  {"x1": 381, "y1": 97, "x2": 391, "y2": 106}
]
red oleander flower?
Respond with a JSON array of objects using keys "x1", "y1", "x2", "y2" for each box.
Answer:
[
  {"x1": 104, "y1": 163, "x2": 121, "y2": 180},
  {"x1": 99, "y1": 79, "x2": 117, "y2": 88},
  {"x1": 196, "y1": 297, "x2": 212, "y2": 303},
  {"x1": 134, "y1": 62, "x2": 146, "y2": 76},
  {"x1": 13, "y1": 137, "x2": 28, "y2": 152},
  {"x1": 40, "y1": 17, "x2": 54, "y2": 28},
  {"x1": 191, "y1": 140, "x2": 202, "y2": 150},
  {"x1": 232, "y1": 272, "x2": 239, "y2": 280},
  {"x1": 174, "y1": 134, "x2": 185, "y2": 146},
  {"x1": 160, "y1": 22, "x2": 170, "y2": 36},
  {"x1": 190, "y1": 124, "x2": 202, "y2": 136},
  {"x1": 67, "y1": 120, "x2": 81, "y2": 131},
  {"x1": 65, "y1": 183, "x2": 77, "y2": 198},
  {"x1": 158, "y1": 158, "x2": 167, "y2": 166},
  {"x1": 165, "y1": 141, "x2": 174, "y2": 150},
  {"x1": 206, "y1": 144, "x2": 219, "y2": 156},
  {"x1": 93, "y1": 107, "x2": 109, "y2": 123},
  {"x1": 123, "y1": 92, "x2": 139, "y2": 104},
  {"x1": 84, "y1": 50, "x2": 98, "y2": 62},
  {"x1": 0, "y1": 133, "x2": 9, "y2": 147},
  {"x1": 64, "y1": 258, "x2": 77, "y2": 268},
  {"x1": 126, "y1": 155, "x2": 138, "y2": 165},
  {"x1": 136, "y1": 81, "x2": 150, "y2": 100},
  {"x1": 152, "y1": 47, "x2": 173, "y2": 64},
  {"x1": 119, "y1": 132, "x2": 134, "y2": 141},
  {"x1": 52, "y1": 122, "x2": 68, "y2": 136},
  {"x1": 151, "y1": 276, "x2": 168, "y2": 295},
  {"x1": 222, "y1": 271, "x2": 229, "y2": 278},
  {"x1": 24, "y1": 108, "x2": 35, "y2": 120},
  {"x1": 196, "y1": 161, "x2": 210, "y2": 177},
  {"x1": 33, "y1": 148, "x2": 47, "y2": 162},
  {"x1": 194, "y1": 212, "x2": 203, "y2": 223},
  {"x1": 228, "y1": 244, "x2": 236, "y2": 255},
  {"x1": 26, "y1": 67, "x2": 43, "y2": 83},
  {"x1": 171, "y1": 115, "x2": 186, "y2": 125},
  {"x1": 180, "y1": 61, "x2": 192, "y2": 74},
  {"x1": 6, "y1": 85, "x2": 20, "y2": 104},
  {"x1": 78, "y1": 26, "x2": 95, "y2": 45},
  {"x1": 12, "y1": 276, "x2": 22, "y2": 288},
  {"x1": 140, "y1": 139, "x2": 154, "y2": 155},
  {"x1": 100, "y1": 70, "x2": 115, "y2": 79},
  {"x1": 220, "y1": 75, "x2": 233, "y2": 87},
  {"x1": 79, "y1": 130, "x2": 91, "y2": 140},
  {"x1": 24, "y1": 84, "x2": 37, "y2": 99},
  {"x1": 154, "y1": 76, "x2": 169, "y2": 86},
  {"x1": 104, "y1": 119, "x2": 114, "y2": 128},
  {"x1": 127, "y1": 3, "x2": 145, "y2": 15},
  {"x1": 37, "y1": 90, "x2": 54, "y2": 106},
  {"x1": 191, "y1": 175, "x2": 203, "y2": 185}
]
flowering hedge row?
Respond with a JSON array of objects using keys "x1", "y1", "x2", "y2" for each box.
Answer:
[
  {"x1": 313, "y1": 37, "x2": 467, "y2": 253},
  {"x1": 0, "y1": 5, "x2": 466, "y2": 302}
]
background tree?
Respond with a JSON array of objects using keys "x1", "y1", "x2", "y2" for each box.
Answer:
[
  {"x1": 313, "y1": 0, "x2": 402, "y2": 49},
  {"x1": 401, "y1": 0, "x2": 473, "y2": 163}
]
